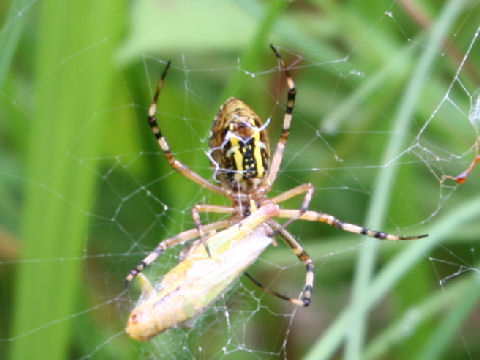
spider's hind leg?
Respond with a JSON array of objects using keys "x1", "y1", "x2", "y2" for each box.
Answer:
[
  {"x1": 248, "y1": 220, "x2": 314, "y2": 307},
  {"x1": 147, "y1": 60, "x2": 231, "y2": 198},
  {"x1": 125, "y1": 219, "x2": 230, "y2": 286},
  {"x1": 264, "y1": 45, "x2": 297, "y2": 193}
]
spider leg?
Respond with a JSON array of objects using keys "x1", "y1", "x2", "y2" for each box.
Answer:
[
  {"x1": 148, "y1": 61, "x2": 232, "y2": 198},
  {"x1": 269, "y1": 183, "x2": 314, "y2": 229},
  {"x1": 277, "y1": 209, "x2": 428, "y2": 240},
  {"x1": 264, "y1": 45, "x2": 296, "y2": 193},
  {"x1": 266, "y1": 220, "x2": 314, "y2": 306},
  {"x1": 125, "y1": 219, "x2": 231, "y2": 286},
  {"x1": 192, "y1": 204, "x2": 235, "y2": 257},
  {"x1": 243, "y1": 272, "x2": 301, "y2": 304}
]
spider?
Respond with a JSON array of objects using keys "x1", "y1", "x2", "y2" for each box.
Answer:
[{"x1": 126, "y1": 44, "x2": 427, "y2": 307}]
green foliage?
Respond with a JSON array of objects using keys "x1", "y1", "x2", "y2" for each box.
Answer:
[{"x1": 1, "y1": 0, "x2": 480, "y2": 359}]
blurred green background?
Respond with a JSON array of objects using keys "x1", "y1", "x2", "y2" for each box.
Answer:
[{"x1": 1, "y1": 0, "x2": 480, "y2": 359}]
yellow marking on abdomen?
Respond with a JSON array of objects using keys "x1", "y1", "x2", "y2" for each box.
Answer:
[
  {"x1": 229, "y1": 137, "x2": 244, "y2": 181},
  {"x1": 253, "y1": 130, "x2": 265, "y2": 177}
]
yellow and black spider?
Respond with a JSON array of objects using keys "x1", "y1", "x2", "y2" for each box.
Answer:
[{"x1": 126, "y1": 45, "x2": 427, "y2": 306}]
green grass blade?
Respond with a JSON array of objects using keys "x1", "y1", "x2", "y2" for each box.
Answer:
[
  {"x1": 346, "y1": 0, "x2": 471, "y2": 358},
  {"x1": 9, "y1": 1, "x2": 124, "y2": 359},
  {"x1": 303, "y1": 192, "x2": 480, "y2": 359},
  {"x1": 364, "y1": 274, "x2": 479, "y2": 359},
  {"x1": 0, "y1": 0, "x2": 30, "y2": 91},
  {"x1": 414, "y1": 276, "x2": 480, "y2": 360},
  {"x1": 222, "y1": 0, "x2": 289, "y2": 100}
]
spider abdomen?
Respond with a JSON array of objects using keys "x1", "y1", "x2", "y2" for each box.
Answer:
[{"x1": 209, "y1": 97, "x2": 270, "y2": 191}]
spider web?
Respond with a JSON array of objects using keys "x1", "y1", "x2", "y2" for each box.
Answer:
[{"x1": 2, "y1": 0, "x2": 480, "y2": 359}]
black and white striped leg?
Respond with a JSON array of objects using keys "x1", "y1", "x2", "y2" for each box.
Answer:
[
  {"x1": 278, "y1": 183, "x2": 315, "y2": 230},
  {"x1": 265, "y1": 45, "x2": 297, "y2": 192},
  {"x1": 147, "y1": 61, "x2": 230, "y2": 198},
  {"x1": 277, "y1": 209, "x2": 429, "y2": 240},
  {"x1": 125, "y1": 219, "x2": 230, "y2": 286},
  {"x1": 266, "y1": 220, "x2": 314, "y2": 306}
]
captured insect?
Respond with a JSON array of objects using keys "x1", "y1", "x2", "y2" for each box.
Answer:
[
  {"x1": 126, "y1": 45, "x2": 427, "y2": 340},
  {"x1": 126, "y1": 202, "x2": 279, "y2": 341}
]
